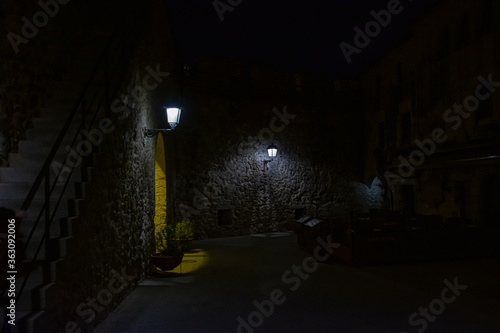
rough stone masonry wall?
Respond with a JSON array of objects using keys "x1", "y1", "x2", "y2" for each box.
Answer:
[
  {"x1": 174, "y1": 74, "x2": 377, "y2": 238},
  {"x1": 39, "y1": 0, "x2": 178, "y2": 331}
]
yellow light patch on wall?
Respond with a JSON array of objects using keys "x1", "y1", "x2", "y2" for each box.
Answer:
[{"x1": 154, "y1": 133, "x2": 167, "y2": 238}]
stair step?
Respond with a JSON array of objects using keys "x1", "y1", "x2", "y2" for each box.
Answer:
[
  {"x1": 25, "y1": 124, "x2": 82, "y2": 143},
  {"x1": 68, "y1": 198, "x2": 84, "y2": 216},
  {"x1": 0, "y1": 182, "x2": 76, "y2": 201},
  {"x1": 22, "y1": 272, "x2": 45, "y2": 310},
  {"x1": 16, "y1": 223, "x2": 64, "y2": 259},
  {"x1": 22, "y1": 233, "x2": 50, "y2": 261},
  {"x1": 17, "y1": 140, "x2": 67, "y2": 157},
  {"x1": 74, "y1": 182, "x2": 87, "y2": 199},
  {"x1": 21, "y1": 124, "x2": 83, "y2": 149},
  {"x1": 0, "y1": 167, "x2": 39, "y2": 183},
  {"x1": 60, "y1": 216, "x2": 80, "y2": 237},
  {"x1": 0, "y1": 198, "x2": 69, "y2": 220},
  {"x1": 43, "y1": 258, "x2": 66, "y2": 282},
  {"x1": 0, "y1": 310, "x2": 33, "y2": 333},
  {"x1": 31, "y1": 116, "x2": 83, "y2": 131},
  {"x1": 33, "y1": 282, "x2": 57, "y2": 310},
  {"x1": 9, "y1": 152, "x2": 93, "y2": 180},
  {"x1": 0, "y1": 165, "x2": 84, "y2": 183},
  {"x1": 22, "y1": 230, "x2": 73, "y2": 262},
  {"x1": 17, "y1": 140, "x2": 96, "y2": 167},
  {"x1": 18, "y1": 310, "x2": 44, "y2": 333},
  {"x1": 8, "y1": 151, "x2": 71, "y2": 169},
  {"x1": 1, "y1": 157, "x2": 82, "y2": 182},
  {"x1": 48, "y1": 236, "x2": 74, "y2": 259},
  {"x1": 19, "y1": 213, "x2": 65, "y2": 235},
  {"x1": 1, "y1": 263, "x2": 46, "y2": 317}
]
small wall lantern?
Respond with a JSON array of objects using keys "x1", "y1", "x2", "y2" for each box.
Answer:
[
  {"x1": 145, "y1": 106, "x2": 182, "y2": 138},
  {"x1": 267, "y1": 143, "x2": 278, "y2": 158},
  {"x1": 166, "y1": 107, "x2": 182, "y2": 129},
  {"x1": 264, "y1": 143, "x2": 278, "y2": 170}
]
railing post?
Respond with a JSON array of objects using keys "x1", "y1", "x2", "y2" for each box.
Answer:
[{"x1": 45, "y1": 168, "x2": 51, "y2": 258}]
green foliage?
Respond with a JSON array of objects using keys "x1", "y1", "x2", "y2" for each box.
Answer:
[
  {"x1": 176, "y1": 220, "x2": 194, "y2": 240},
  {"x1": 155, "y1": 220, "x2": 193, "y2": 256},
  {"x1": 155, "y1": 223, "x2": 180, "y2": 256}
]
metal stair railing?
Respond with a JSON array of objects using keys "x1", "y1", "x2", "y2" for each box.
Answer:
[{"x1": 1, "y1": 3, "x2": 148, "y2": 331}]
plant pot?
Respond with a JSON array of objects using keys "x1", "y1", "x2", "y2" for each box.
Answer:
[{"x1": 150, "y1": 253, "x2": 184, "y2": 271}]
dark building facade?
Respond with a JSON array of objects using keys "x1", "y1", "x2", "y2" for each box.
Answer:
[{"x1": 361, "y1": 0, "x2": 500, "y2": 228}]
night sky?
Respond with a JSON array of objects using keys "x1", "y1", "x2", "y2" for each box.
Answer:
[{"x1": 164, "y1": 0, "x2": 439, "y2": 78}]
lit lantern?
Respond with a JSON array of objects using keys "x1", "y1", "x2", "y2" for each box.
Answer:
[
  {"x1": 144, "y1": 106, "x2": 183, "y2": 138},
  {"x1": 267, "y1": 143, "x2": 278, "y2": 158},
  {"x1": 166, "y1": 107, "x2": 182, "y2": 129}
]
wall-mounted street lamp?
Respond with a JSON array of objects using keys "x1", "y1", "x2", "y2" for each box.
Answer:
[
  {"x1": 264, "y1": 143, "x2": 278, "y2": 170},
  {"x1": 144, "y1": 107, "x2": 182, "y2": 138},
  {"x1": 267, "y1": 143, "x2": 278, "y2": 158}
]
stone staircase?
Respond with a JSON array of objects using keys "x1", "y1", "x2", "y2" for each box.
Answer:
[
  {"x1": 0, "y1": 1, "x2": 145, "y2": 329},
  {"x1": 0, "y1": 48, "x2": 104, "y2": 332}
]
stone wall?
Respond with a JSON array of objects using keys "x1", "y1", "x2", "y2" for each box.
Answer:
[{"x1": 173, "y1": 64, "x2": 373, "y2": 238}]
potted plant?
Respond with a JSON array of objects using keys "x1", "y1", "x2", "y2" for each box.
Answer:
[{"x1": 150, "y1": 220, "x2": 193, "y2": 271}]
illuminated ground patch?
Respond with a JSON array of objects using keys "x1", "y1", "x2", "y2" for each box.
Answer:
[{"x1": 150, "y1": 249, "x2": 209, "y2": 277}]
